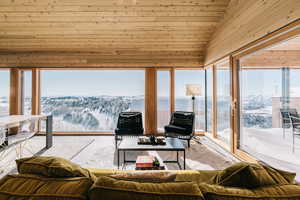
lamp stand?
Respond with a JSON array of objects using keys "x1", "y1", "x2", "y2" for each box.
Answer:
[{"x1": 192, "y1": 96, "x2": 195, "y2": 113}]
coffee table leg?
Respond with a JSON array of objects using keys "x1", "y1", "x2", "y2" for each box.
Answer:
[
  {"x1": 183, "y1": 150, "x2": 186, "y2": 170},
  {"x1": 123, "y1": 151, "x2": 126, "y2": 163}
]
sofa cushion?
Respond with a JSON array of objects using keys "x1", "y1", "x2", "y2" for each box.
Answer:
[
  {"x1": 110, "y1": 171, "x2": 177, "y2": 183},
  {"x1": 0, "y1": 174, "x2": 93, "y2": 200},
  {"x1": 212, "y1": 162, "x2": 295, "y2": 188},
  {"x1": 198, "y1": 183, "x2": 300, "y2": 200},
  {"x1": 89, "y1": 176, "x2": 204, "y2": 200},
  {"x1": 175, "y1": 170, "x2": 220, "y2": 184},
  {"x1": 16, "y1": 156, "x2": 96, "y2": 181}
]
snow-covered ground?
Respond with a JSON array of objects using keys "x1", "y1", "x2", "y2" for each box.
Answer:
[{"x1": 241, "y1": 127, "x2": 300, "y2": 181}]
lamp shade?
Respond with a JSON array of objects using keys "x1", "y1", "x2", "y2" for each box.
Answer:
[{"x1": 185, "y1": 84, "x2": 201, "y2": 96}]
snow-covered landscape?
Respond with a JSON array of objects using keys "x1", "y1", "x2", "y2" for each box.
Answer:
[{"x1": 41, "y1": 95, "x2": 144, "y2": 131}]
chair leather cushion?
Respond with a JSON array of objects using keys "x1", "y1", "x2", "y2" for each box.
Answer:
[
  {"x1": 172, "y1": 112, "x2": 194, "y2": 128},
  {"x1": 164, "y1": 125, "x2": 191, "y2": 135},
  {"x1": 115, "y1": 128, "x2": 144, "y2": 135}
]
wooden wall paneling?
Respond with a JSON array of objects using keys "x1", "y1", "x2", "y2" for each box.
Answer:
[
  {"x1": 240, "y1": 50, "x2": 300, "y2": 67},
  {"x1": 235, "y1": 26, "x2": 300, "y2": 60},
  {"x1": 205, "y1": 0, "x2": 300, "y2": 65},
  {"x1": 145, "y1": 68, "x2": 157, "y2": 134}
]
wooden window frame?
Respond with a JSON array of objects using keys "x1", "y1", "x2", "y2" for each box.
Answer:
[{"x1": 204, "y1": 19, "x2": 300, "y2": 160}]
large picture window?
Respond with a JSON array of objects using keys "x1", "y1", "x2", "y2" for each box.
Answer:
[
  {"x1": 41, "y1": 70, "x2": 145, "y2": 132},
  {"x1": 157, "y1": 70, "x2": 171, "y2": 131},
  {"x1": 22, "y1": 71, "x2": 32, "y2": 115},
  {"x1": 175, "y1": 70, "x2": 205, "y2": 131},
  {"x1": 0, "y1": 70, "x2": 10, "y2": 117}
]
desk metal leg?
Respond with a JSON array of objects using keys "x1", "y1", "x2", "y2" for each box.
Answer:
[
  {"x1": 117, "y1": 149, "x2": 120, "y2": 169},
  {"x1": 46, "y1": 115, "x2": 53, "y2": 149},
  {"x1": 4, "y1": 128, "x2": 8, "y2": 146}
]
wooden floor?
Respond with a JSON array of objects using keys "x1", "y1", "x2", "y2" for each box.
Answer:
[{"x1": 0, "y1": 135, "x2": 237, "y2": 177}]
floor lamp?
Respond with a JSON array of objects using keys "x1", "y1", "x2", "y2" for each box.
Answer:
[{"x1": 185, "y1": 84, "x2": 202, "y2": 113}]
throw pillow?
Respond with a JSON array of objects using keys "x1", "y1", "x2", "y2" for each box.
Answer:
[
  {"x1": 212, "y1": 162, "x2": 296, "y2": 188},
  {"x1": 16, "y1": 156, "x2": 96, "y2": 181}
]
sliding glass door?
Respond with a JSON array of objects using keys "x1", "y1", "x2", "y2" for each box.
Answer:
[
  {"x1": 239, "y1": 69, "x2": 282, "y2": 152},
  {"x1": 238, "y1": 35, "x2": 300, "y2": 181}
]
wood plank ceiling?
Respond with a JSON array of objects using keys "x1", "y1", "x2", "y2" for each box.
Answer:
[
  {"x1": 0, "y1": 0, "x2": 230, "y2": 68},
  {"x1": 241, "y1": 36, "x2": 300, "y2": 67}
]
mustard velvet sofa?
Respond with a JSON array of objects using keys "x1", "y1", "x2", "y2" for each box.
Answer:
[{"x1": 1, "y1": 156, "x2": 300, "y2": 200}]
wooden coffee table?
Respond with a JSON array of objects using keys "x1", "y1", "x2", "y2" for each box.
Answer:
[{"x1": 117, "y1": 137, "x2": 186, "y2": 170}]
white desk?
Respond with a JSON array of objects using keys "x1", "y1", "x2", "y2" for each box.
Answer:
[{"x1": 0, "y1": 115, "x2": 53, "y2": 149}]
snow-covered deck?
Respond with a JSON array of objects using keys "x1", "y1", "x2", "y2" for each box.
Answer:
[{"x1": 241, "y1": 127, "x2": 300, "y2": 181}]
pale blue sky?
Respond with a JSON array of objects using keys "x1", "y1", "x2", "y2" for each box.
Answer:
[
  {"x1": 41, "y1": 70, "x2": 145, "y2": 96},
  {"x1": 0, "y1": 70, "x2": 10, "y2": 98},
  {"x1": 2, "y1": 69, "x2": 299, "y2": 98},
  {"x1": 0, "y1": 69, "x2": 205, "y2": 98},
  {"x1": 241, "y1": 70, "x2": 281, "y2": 97}
]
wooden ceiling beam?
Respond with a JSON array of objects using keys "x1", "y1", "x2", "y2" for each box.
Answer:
[{"x1": 241, "y1": 50, "x2": 300, "y2": 67}]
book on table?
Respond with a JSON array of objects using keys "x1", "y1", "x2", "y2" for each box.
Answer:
[{"x1": 136, "y1": 155, "x2": 155, "y2": 168}]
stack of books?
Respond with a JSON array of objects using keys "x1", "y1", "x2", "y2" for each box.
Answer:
[{"x1": 135, "y1": 155, "x2": 165, "y2": 170}]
